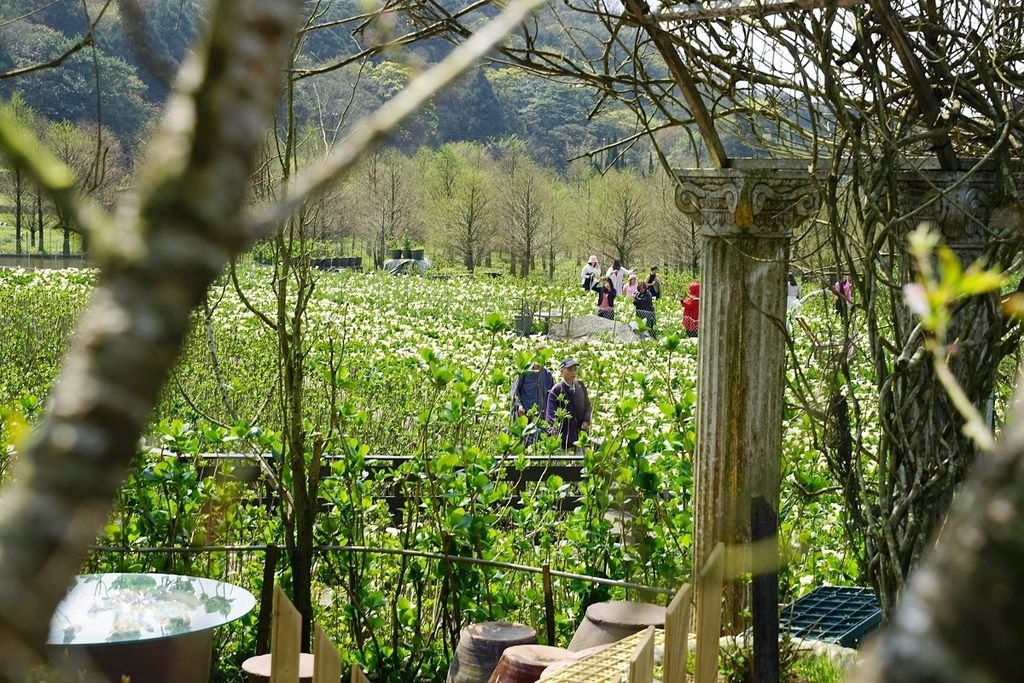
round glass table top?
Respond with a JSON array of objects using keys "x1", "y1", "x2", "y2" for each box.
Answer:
[{"x1": 48, "y1": 573, "x2": 256, "y2": 646}]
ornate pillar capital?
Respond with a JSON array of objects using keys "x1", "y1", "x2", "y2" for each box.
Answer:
[
  {"x1": 892, "y1": 164, "x2": 1000, "y2": 252},
  {"x1": 674, "y1": 160, "x2": 824, "y2": 238}
]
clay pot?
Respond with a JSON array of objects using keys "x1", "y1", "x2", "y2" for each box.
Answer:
[
  {"x1": 487, "y1": 645, "x2": 574, "y2": 683},
  {"x1": 566, "y1": 601, "x2": 665, "y2": 651},
  {"x1": 447, "y1": 622, "x2": 537, "y2": 683},
  {"x1": 241, "y1": 653, "x2": 314, "y2": 682}
]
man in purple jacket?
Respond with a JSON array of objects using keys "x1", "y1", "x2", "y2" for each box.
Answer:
[{"x1": 545, "y1": 357, "x2": 592, "y2": 451}]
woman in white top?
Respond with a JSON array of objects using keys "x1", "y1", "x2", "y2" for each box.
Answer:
[
  {"x1": 581, "y1": 255, "x2": 600, "y2": 291},
  {"x1": 787, "y1": 273, "x2": 800, "y2": 310},
  {"x1": 606, "y1": 259, "x2": 631, "y2": 294}
]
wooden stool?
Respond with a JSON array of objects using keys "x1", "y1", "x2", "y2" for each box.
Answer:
[
  {"x1": 487, "y1": 645, "x2": 574, "y2": 683},
  {"x1": 566, "y1": 601, "x2": 665, "y2": 651},
  {"x1": 242, "y1": 652, "x2": 315, "y2": 682},
  {"x1": 447, "y1": 622, "x2": 538, "y2": 683}
]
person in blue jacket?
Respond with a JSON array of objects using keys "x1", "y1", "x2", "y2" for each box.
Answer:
[
  {"x1": 510, "y1": 354, "x2": 555, "y2": 445},
  {"x1": 544, "y1": 357, "x2": 592, "y2": 451}
]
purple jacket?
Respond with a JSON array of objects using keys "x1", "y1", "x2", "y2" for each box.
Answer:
[{"x1": 544, "y1": 380, "x2": 592, "y2": 449}]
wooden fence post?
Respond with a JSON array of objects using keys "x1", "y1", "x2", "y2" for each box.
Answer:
[
  {"x1": 628, "y1": 625, "x2": 655, "y2": 683},
  {"x1": 542, "y1": 563, "x2": 557, "y2": 646},
  {"x1": 351, "y1": 663, "x2": 371, "y2": 683},
  {"x1": 313, "y1": 625, "x2": 341, "y2": 683},
  {"x1": 751, "y1": 496, "x2": 779, "y2": 683},
  {"x1": 256, "y1": 545, "x2": 280, "y2": 654},
  {"x1": 695, "y1": 543, "x2": 725, "y2": 683},
  {"x1": 663, "y1": 584, "x2": 692, "y2": 683},
  {"x1": 270, "y1": 586, "x2": 301, "y2": 683}
]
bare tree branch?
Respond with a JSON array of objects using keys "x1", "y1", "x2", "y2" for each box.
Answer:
[{"x1": 0, "y1": 0, "x2": 114, "y2": 81}]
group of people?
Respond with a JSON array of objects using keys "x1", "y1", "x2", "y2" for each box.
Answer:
[
  {"x1": 581, "y1": 256, "x2": 662, "y2": 336},
  {"x1": 510, "y1": 355, "x2": 591, "y2": 451}
]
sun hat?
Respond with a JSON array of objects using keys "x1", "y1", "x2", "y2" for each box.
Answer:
[
  {"x1": 588, "y1": 255, "x2": 598, "y2": 265},
  {"x1": 559, "y1": 357, "x2": 579, "y2": 369}
]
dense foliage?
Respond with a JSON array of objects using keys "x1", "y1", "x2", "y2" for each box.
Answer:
[{"x1": 0, "y1": 264, "x2": 857, "y2": 681}]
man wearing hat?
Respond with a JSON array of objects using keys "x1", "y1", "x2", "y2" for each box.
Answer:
[
  {"x1": 581, "y1": 255, "x2": 600, "y2": 291},
  {"x1": 544, "y1": 358, "x2": 592, "y2": 451}
]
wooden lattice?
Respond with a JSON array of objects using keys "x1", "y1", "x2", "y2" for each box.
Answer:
[{"x1": 540, "y1": 629, "x2": 667, "y2": 683}]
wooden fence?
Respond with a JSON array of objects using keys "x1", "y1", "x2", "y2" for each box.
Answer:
[{"x1": 262, "y1": 542, "x2": 727, "y2": 683}]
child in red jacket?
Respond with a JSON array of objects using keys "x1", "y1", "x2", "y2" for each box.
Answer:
[{"x1": 681, "y1": 282, "x2": 700, "y2": 337}]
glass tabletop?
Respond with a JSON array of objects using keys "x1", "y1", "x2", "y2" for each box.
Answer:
[{"x1": 48, "y1": 573, "x2": 256, "y2": 646}]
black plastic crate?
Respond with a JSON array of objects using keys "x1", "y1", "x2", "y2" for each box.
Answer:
[{"x1": 781, "y1": 586, "x2": 882, "y2": 649}]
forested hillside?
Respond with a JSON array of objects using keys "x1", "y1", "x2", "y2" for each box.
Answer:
[{"x1": 0, "y1": 0, "x2": 657, "y2": 170}]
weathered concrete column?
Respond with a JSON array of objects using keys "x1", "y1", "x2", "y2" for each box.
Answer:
[{"x1": 674, "y1": 160, "x2": 822, "y2": 631}]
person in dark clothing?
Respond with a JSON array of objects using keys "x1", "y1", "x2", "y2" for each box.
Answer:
[
  {"x1": 593, "y1": 277, "x2": 617, "y2": 320},
  {"x1": 633, "y1": 281, "x2": 656, "y2": 337},
  {"x1": 510, "y1": 356, "x2": 555, "y2": 445},
  {"x1": 545, "y1": 358, "x2": 592, "y2": 451},
  {"x1": 645, "y1": 266, "x2": 663, "y2": 299}
]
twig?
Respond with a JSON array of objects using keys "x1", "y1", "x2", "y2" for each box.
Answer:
[{"x1": 245, "y1": 0, "x2": 548, "y2": 239}]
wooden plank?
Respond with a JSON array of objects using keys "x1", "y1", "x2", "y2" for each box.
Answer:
[
  {"x1": 663, "y1": 583, "x2": 692, "y2": 683},
  {"x1": 695, "y1": 543, "x2": 725, "y2": 683},
  {"x1": 350, "y1": 663, "x2": 371, "y2": 683},
  {"x1": 543, "y1": 563, "x2": 557, "y2": 646},
  {"x1": 270, "y1": 586, "x2": 302, "y2": 683},
  {"x1": 627, "y1": 626, "x2": 655, "y2": 683},
  {"x1": 313, "y1": 625, "x2": 342, "y2": 683},
  {"x1": 751, "y1": 497, "x2": 779, "y2": 683}
]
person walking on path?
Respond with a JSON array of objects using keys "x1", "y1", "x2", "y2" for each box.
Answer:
[
  {"x1": 645, "y1": 266, "x2": 663, "y2": 299},
  {"x1": 545, "y1": 357, "x2": 592, "y2": 451},
  {"x1": 681, "y1": 282, "x2": 700, "y2": 338},
  {"x1": 510, "y1": 352, "x2": 555, "y2": 445},
  {"x1": 581, "y1": 255, "x2": 600, "y2": 292},
  {"x1": 633, "y1": 281, "x2": 656, "y2": 337},
  {"x1": 593, "y1": 277, "x2": 617, "y2": 320}
]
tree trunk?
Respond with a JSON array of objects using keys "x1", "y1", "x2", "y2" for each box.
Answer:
[
  {"x1": 14, "y1": 168, "x2": 22, "y2": 254},
  {"x1": 852, "y1": 376, "x2": 1024, "y2": 683},
  {"x1": 35, "y1": 190, "x2": 44, "y2": 253},
  {"x1": 0, "y1": 2, "x2": 302, "y2": 675}
]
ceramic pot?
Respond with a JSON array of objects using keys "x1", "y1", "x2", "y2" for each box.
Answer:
[
  {"x1": 487, "y1": 645, "x2": 574, "y2": 683},
  {"x1": 446, "y1": 622, "x2": 537, "y2": 683},
  {"x1": 241, "y1": 653, "x2": 315, "y2": 682},
  {"x1": 566, "y1": 601, "x2": 665, "y2": 651}
]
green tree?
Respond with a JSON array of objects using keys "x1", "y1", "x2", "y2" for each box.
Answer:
[
  {"x1": 493, "y1": 137, "x2": 551, "y2": 277},
  {"x1": 422, "y1": 143, "x2": 497, "y2": 272},
  {"x1": 435, "y1": 67, "x2": 508, "y2": 143},
  {"x1": 354, "y1": 147, "x2": 420, "y2": 268},
  {"x1": 0, "y1": 94, "x2": 39, "y2": 254},
  {"x1": 593, "y1": 169, "x2": 651, "y2": 268},
  {"x1": 0, "y1": 23, "x2": 153, "y2": 143}
]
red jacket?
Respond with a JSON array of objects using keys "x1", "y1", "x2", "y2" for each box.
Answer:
[{"x1": 681, "y1": 283, "x2": 700, "y2": 332}]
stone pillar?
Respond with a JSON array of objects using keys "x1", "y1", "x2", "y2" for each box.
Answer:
[
  {"x1": 868, "y1": 165, "x2": 1005, "y2": 614},
  {"x1": 675, "y1": 160, "x2": 822, "y2": 631}
]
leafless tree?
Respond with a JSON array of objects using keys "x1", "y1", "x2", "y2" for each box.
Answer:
[{"x1": 0, "y1": 0, "x2": 545, "y2": 676}]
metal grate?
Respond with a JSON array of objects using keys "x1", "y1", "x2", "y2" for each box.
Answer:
[{"x1": 782, "y1": 586, "x2": 882, "y2": 649}]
